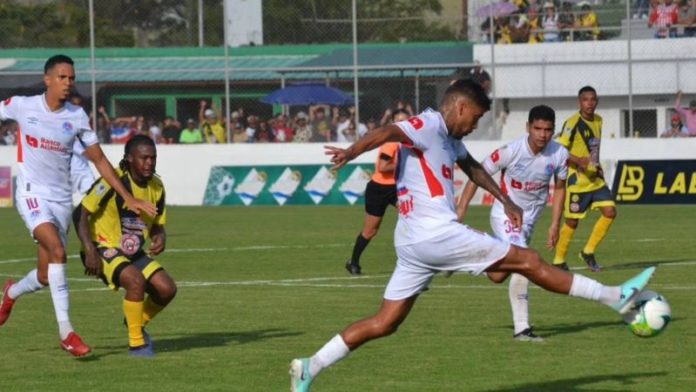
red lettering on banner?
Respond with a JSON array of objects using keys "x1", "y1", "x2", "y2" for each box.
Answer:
[{"x1": 407, "y1": 116, "x2": 424, "y2": 130}]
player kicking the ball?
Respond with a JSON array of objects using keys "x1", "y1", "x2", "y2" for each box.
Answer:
[
  {"x1": 289, "y1": 80, "x2": 655, "y2": 391},
  {"x1": 457, "y1": 104, "x2": 568, "y2": 342}
]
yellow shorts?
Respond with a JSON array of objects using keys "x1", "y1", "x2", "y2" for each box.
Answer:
[{"x1": 81, "y1": 247, "x2": 163, "y2": 290}]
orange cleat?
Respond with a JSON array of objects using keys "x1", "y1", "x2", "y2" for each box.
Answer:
[
  {"x1": 0, "y1": 280, "x2": 16, "y2": 326},
  {"x1": 60, "y1": 332, "x2": 92, "y2": 357}
]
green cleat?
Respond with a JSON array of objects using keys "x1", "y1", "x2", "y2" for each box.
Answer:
[
  {"x1": 612, "y1": 266, "x2": 656, "y2": 314},
  {"x1": 290, "y1": 358, "x2": 313, "y2": 392}
]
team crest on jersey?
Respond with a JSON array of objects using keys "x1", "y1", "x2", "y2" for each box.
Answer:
[
  {"x1": 62, "y1": 122, "x2": 74, "y2": 134},
  {"x1": 571, "y1": 194, "x2": 580, "y2": 202},
  {"x1": 570, "y1": 203, "x2": 580, "y2": 212},
  {"x1": 544, "y1": 164, "x2": 554, "y2": 176},
  {"x1": 2, "y1": 97, "x2": 11, "y2": 106},
  {"x1": 102, "y1": 248, "x2": 118, "y2": 259},
  {"x1": 120, "y1": 233, "x2": 141, "y2": 256},
  {"x1": 491, "y1": 149, "x2": 500, "y2": 163},
  {"x1": 27, "y1": 116, "x2": 39, "y2": 125},
  {"x1": 95, "y1": 183, "x2": 106, "y2": 196}
]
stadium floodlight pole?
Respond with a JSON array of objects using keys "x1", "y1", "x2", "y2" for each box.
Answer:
[
  {"x1": 223, "y1": 0, "x2": 232, "y2": 143},
  {"x1": 89, "y1": 0, "x2": 97, "y2": 130},
  {"x1": 198, "y1": 0, "x2": 204, "y2": 47},
  {"x1": 626, "y1": 0, "x2": 634, "y2": 139},
  {"x1": 352, "y1": 0, "x2": 360, "y2": 129}
]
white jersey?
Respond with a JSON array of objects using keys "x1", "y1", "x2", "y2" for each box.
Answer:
[
  {"x1": 0, "y1": 94, "x2": 98, "y2": 203},
  {"x1": 483, "y1": 136, "x2": 569, "y2": 228},
  {"x1": 393, "y1": 109, "x2": 468, "y2": 246}
]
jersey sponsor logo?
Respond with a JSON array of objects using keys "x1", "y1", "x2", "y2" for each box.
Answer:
[
  {"x1": 398, "y1": 195, "x2": 414, "y2": 217},
  {"x1": 39, "y1": 138, "x2": 68, "y2": 153},
  {"x1": 102, "y1": 248, "x2": 118, "y2": 259},
  {"x1": 407, "y1": 116, "x2": 424, "y2": 130},
  {"x1": 441, "y1": 164, "x2": 453, "y2": 180},
  {"x1": 2, "y1": 97, "x2": 11, "y2": 106},
  {"x1": 491, "y1": 149, "x2": 500, "y2": 163},
  {"x1": 27, "y1": 116, "x2": 39, "y2": 125},
  {"x1": 396, "y1": 186, "x2": 409, "y2": 196},
  {"x1": 570, "y1": 202, "x2": 580, "y2": 212},
  {"x1": 96, "y1": 183, "x2": 106, "y2": 196},
  {"x1": 25, "y1": 135, "x2": 39, "y2": 148}
]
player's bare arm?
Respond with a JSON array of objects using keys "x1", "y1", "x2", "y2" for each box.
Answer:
[
  {"x1": 149, "y1": 225, "x2": 167, "y2": 256},
  {"x1": 567, "y1": 154, "x2": 590, "y2": 171},
  {"x1": 456, "y1": 180, "x2": 479, "y2": 223},
  {"x1": 325, "y1": 124, "x2": 410, "y2": 170},
  {"x1": 84, "y1": 144, "x2": 157, "y2": 216},
  {"x1": 74, "y1": 205, "x2": 103, "y2": 277},
  {"x1": 547, "y1": 177, "x2": 566, "y2": 250},
  {"x1": 457, "y1": 154, "x2": 523, "y2": 227},
  {"x1": 377, "y1": 153, "x2": 396, "y2": 173}
]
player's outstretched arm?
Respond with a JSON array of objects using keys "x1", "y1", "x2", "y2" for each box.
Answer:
[
  {"x1": 546, "y1": 178, "x2": 566, "y2": 250},
  {"x1": 325, "y1": 124, "x2": 409, "y2": 171},
  {"x1": 457, "y1": 154, "x2": 523, "y2": 227},
  {"x1": 84, "y1": 144, "x2": 157, "y2": 216},
  {"x1": 73, "y1": 205, "x2": 103, "y2": 277},
  {"x1": 456, "y1": 180, "x2": 478, "y2": 223}
]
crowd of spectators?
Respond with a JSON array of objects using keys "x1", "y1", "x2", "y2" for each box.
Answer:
[
  {"x1": 481, "y1": 1, "x2": 601, "y2": 44},
  {"x1": 63, "y1": 100, "x2": 418, "y2": 146},
  {"x1": 647, "y1": 0, "x2": 696, "y2": 38}
]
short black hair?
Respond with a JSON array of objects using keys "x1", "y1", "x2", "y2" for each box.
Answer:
[
  {"x1": 119, "y1": 135, "x2": 156, "y2": 172},
  {"x1": 44, "y1": 54, "x2": 74, "y2": 74},
  {"x1": 391, "y1": 109, "x2": 410, "y2": 121},
  {"x1": 443, "y1": 79, "x2": 491, "y2": 111},
  {"x1": 528, "y1": 105, "x2": 555, "y2": 124},
  {"x1": 578, "y1": 85, "x2": 597, "y2": 97}
]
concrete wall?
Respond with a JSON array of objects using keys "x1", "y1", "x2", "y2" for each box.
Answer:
[{"x1": 1, "y1": 139, "x2": 695, "y2": 206}]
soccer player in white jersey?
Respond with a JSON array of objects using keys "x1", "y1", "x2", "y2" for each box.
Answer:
[
  {"x1": 71, "y1": 140, "x2": 96, "y2": 195},
  {"x1": 289, "y1": 80, "x2": 656, "y2": 391},
  {"x1": 457, "y1": 105, "x2": 568, "y2": 343},
  {"x1": 0, "y1": 55, "x2": 156, "y2": 357}
]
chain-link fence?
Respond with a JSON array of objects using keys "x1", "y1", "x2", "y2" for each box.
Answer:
[{"x1": 0, "y1": 0, "x2": 694, "y2": 145}]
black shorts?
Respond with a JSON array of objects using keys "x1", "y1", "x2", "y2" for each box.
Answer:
[{"x1": 364, "y1": 180, "x2": 397, "y2": 217}]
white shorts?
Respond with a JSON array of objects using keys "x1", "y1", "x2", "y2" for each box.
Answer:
[
  {"x1": 489, "y1": 213, "x2": 535, "y2": 249},
  {"x1": 16, "y1": 195, "x2": 72, "y2": 246},
  {"x1": 384, "y1": 224, "x2": 511, "y2": 300}
]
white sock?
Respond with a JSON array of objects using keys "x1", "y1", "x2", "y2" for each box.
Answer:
[
  {"x1": 8, "y1": 269, "x2": 45, "y2": 300},
  {"x1": 309, "y1": 334, "x2": 350, "y2": 378},
  {"x1": 569, "y1": 274, "x2": 620, "y2": 307},
  {"x1": 47, "y1": 264, "x2": 74, "y2": 340},
  {"x1": 509, "y1": 273, "x2": 530, "y2": 334}
]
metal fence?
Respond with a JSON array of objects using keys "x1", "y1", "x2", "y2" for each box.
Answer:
[{"x1": 0, "y1": 0, "x2": 694, "y2": 144}]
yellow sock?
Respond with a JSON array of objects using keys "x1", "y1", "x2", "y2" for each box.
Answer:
[
  {"x1": 123, "y1": 299, "x2": 145, "y2": 347},
  {"x1": 553, "y1": 223, "x2": 576, "y2": 264},
  {"x1": 583, "y1": 216, "x2": 614, "y2": 254},
  {"x1": 143, "y1": 296, "x2": 165, "y2": 326}
]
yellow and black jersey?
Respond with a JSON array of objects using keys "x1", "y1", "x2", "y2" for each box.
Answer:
[
  {"x1": 80, "y1": 168, "x2": 166, "y2": 255},
  {"x1": 557, "y1": 112, "x2": 605, "y2": 193}
]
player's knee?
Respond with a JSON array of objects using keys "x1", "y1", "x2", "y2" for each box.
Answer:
[
  {"x1": 37, "y1": 270, "x2": 49, "y2": 286},
  {"x1": 603, "y1": 208, "x2": 617, "y2": 219},
  {"x1": 119, "y1": 268, "x2": 146, "y2": 294},
  {"x1": 565, "y1": 219, "x2": 579, "y2": 229},
  {"x1": 362, "y1": 227, "x2": 379, "y2": 240},
  {"x1": 518, "y1": 248, "x2": 543, "y2": 273},
  {"x1": 47, "y1": 245, "x2": 66, "y2": 263},
  {"x1": 158, "y1": 282, "x2": 177, "y2": 304}
]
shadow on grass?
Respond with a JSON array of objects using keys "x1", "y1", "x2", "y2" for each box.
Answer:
[
  {"x1": 485, "y1": 371, "x2": 667, "y2": 392},
  {"x1": 79, "y1": 328, "x2": 302, "y2": 360}
]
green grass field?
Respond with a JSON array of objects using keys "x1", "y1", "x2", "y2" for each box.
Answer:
[{"x1": 0, "y1": 205, "x2": 694, "y2": 391}]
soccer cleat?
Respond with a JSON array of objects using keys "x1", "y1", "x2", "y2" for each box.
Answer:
[
  {"x1": 0, "y1": 280, "x2": 16, "y2": 326},
  {"x1": 60, "y1": 332, "x2": 92, "y2": 357},
  {"x1": 142, "y1": 328, "x2": 153, "y2": 349},
  {"x1": 344, "y1": 261, "x2": 362, "y2": 276},
  {"x1": 129, "y1": 344, "x2": 155, "y2": 358},
  {"x1": 612, "y1": 266, "x2": 656, "y2": 314},
  {"x1": 290, "y1": 358, "x2": 313, "y2": 392},
  {"x1": 554, "y1": 262, "x2": 570, "y2": 271},
  {"x1": 513, "y1": 327, "x2": 545, "y2": 343},
  {"x1": 579, "y1": 251, "x2": 601, "y2": 272}
]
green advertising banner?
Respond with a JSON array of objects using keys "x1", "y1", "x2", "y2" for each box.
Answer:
[{"x1": 203, "y1": 164, "x2": 375, "y2": 206}]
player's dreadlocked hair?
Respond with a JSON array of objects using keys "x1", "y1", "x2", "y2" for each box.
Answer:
[{"x1": 119, "y1": 135, "x2": 156, "y2": 172}]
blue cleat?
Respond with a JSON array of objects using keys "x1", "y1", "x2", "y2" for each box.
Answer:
[
  {"x1": 612, "y1": 266, "x2": 656, "y2": 314},
  {"x1": 129, "y1": 344, "x2": 155, "y2": 358},
  {"x1": 142, "y1": 328, "x2": 153, "y2": 349},
  {"x1": 290, "y1": 358, "x2": 313, "y2": 392}
]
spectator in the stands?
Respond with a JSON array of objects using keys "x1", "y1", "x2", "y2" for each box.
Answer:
[
  {"x1": 199, "y1": 100, "x2": 226, "y2": 143},
  {"x1": 677, "y1": 0, "x2": 696, "y2": 37},
  {"x1": 272, "y1": 114, "x2": 294, "y2": 142},
  {"x1": 161, "y1": 116, "x2": 180, "y2": 144},
  {"x1": 541, "y1": 2, "x2": 561, "y2": 42},
  {"x1": 254, "y1": 120, "x2": 275, "y2": 143},
  {"x1": 148, "y1": 119, "x2": 162, "y2": 143},
  {"x1": 95, "y1": 106, "x2": 111, "y2": 144},
  {"x1": 558, "y1": 1, "x2": 576, "y2": 41},
  {"x1": 0, "y1": 119, "x2": 17, "y2": 145},
  {"x1": 310, "y1": 105, "x2": 332, "y2": 142},
  {"x1": 660, "y1": 113, "x2": 689, "y2": 137},
  {"x1": 293, "y1": 112, "x2": 313, "y2": 143},
  {"x1": 245, "y1": 115, "x2": 259, "y2": 142},
  {"x1": 649, "y1": 0, "x2": 679, "y2": 38},
  {"x1": 674, "y1": 90, "x2": 696, "y2": 136},
  {"x1": 179, "y1": 118, "x2": 203, "y2": 144},
  {"x1": 231, "y1": 120, "x2": 248, "y2": 143},
  {"x1": 575, "y1": 1, "x2": 601, "y2": 40}
]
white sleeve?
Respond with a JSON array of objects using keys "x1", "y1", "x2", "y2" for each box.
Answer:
[
  {"x1": 76, "y1": 109, "x2": 99, "y2": 147},
  {"x1": 0, "y1": 96, "x2": 20, "y2": 121},
  {"x1": 555, "y1": 146, "x2": 569, "y2": 181},
  {"x1": 481, "y1": 145, "x2": 510, "y2": 176},
  {"x1": 455, "y1": 141, "x2": 468, "y2": 161},
  {"x1": 394, "y1": 113, "x2": 442, "y2": 151}
]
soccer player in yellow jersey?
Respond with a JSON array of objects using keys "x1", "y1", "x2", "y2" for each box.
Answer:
[
  {"x1": 553, "y1": 86, "x2": 616, "y2": 272},
  {"x1": 74, "y1": 135, "x2": 177, "y2": 357}
]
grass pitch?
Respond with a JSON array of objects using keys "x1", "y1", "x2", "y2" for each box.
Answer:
[{"x1": 0, "y1": 205, "x2": 694, "y2": 391}]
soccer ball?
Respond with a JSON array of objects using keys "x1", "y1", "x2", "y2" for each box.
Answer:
[{"x1": 622, "y1": 290, "x2": 672, "y2": 337}]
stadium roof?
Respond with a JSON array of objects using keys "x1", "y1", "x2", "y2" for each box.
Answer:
[{"x1": 0, "y1": 42, "x2": 473, "y2": 84}]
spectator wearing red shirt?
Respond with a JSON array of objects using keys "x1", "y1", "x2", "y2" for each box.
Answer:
[
  {"x1": 272, "y1": 114, "x2": 294, "y2": 142},
  {"x1": 649, "y1": 0, "x2": 679, "y2": 38}
]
